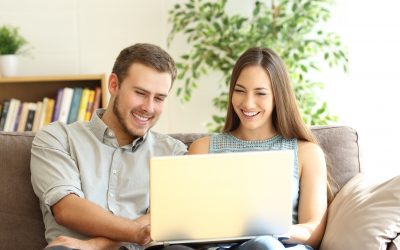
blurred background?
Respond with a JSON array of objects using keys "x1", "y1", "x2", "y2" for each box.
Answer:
[{"x1": 0, "y1": 0, "x2": 399, "y2": 179}]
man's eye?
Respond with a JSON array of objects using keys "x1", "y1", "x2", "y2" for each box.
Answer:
[
  {"x1": 136, "y1": 91, "x2": 145, "y2": 96},
  {"x1": 155, "y1": 97, "x2": 165, "y2": 102}
]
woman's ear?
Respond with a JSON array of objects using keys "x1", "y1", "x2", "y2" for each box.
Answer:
[{"x1": 108, "y1": 73, "x2": 119, "y2": 96}]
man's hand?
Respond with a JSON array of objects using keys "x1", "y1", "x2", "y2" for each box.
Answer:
[
  {"x1": 131, "y1": 214, "x2": 151, "y2": 245},
  {"x1": 47, "y1": 236, "x2": 122, "y2": 250}
]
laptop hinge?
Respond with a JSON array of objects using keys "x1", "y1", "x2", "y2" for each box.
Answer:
[{"x1": 163, "y1": 242, "x2": 170, "y2": 247}]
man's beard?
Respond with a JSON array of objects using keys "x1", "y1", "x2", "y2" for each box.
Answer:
[{"x1": 112, "y1": 94, "x2": 147, "y2": 139}]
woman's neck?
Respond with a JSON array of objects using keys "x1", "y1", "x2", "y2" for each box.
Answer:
[{"x1": 230, "y1": 125, "x2": 278, "y2": 141}]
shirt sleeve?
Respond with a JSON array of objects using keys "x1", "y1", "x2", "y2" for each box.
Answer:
[{"x1": 30, "y1": 123, "x2": 84, "y2": 214}]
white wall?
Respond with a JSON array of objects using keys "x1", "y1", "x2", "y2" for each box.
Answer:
[{"x1": 1, "y1": 0, "x2": 399, "y2": 179}]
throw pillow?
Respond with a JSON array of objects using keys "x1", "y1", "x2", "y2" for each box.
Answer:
[{"x1": 320, "y1": 174, "x2": 400, "y2": 250}]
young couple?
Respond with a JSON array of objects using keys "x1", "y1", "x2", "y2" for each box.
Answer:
[{"x1": 30, "y1": 43, "x2": 327, "y2": 250}]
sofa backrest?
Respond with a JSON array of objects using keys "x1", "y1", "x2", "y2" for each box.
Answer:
[
  {"x1": 170, "y1": 125, "x2": 361, "y2": 196},
  {"x1": 0, "y1": 131, "x2": 46, "y2": 250},
  {"x1": 0, "y1": 125, "x2": 360, "y2": 249}
]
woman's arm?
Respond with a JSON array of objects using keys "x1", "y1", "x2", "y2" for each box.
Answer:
[
  {"x1": 286, "y1": 141, "x2": 328, "y2": 249},
  {"x1": 188, "y1": 136, "x2": 211, "y2": 154}
]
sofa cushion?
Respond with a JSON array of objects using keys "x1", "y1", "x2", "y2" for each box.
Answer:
[
  {"x1": 320, "y1": 174, "x2": 400, "y2": 250},
  {"x1": 0, "y1": 132, "x2": 47, "y2": 249}
]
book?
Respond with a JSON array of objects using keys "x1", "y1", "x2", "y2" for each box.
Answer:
[
  {"x1": 32, "y1": 101, "x2": 42, "y2": 132},
  {"x1": 37, "y1": 98, "x2": 49, "y2": 130},
  {"x1": 57, "y1": 87, "x2": 74, "y2": 123},
  {"x1": 4, "y1": 99, "x2": 20, "y2": 132},
  {"x1": 24, "y1": 103, "x2": 37, "y2": 132},
  {"x1": 13, "y1": 102, "x2": 24, "y2": 132},
  {"x1": 52, "y1": 88, "x2": 64, "y2": 122},
  {"x1": 0, "y1": 100, "x2": 10, "y2": 131},
  {"x1": 77, "y1": 88, "x2": 90, "y2": 122},
  {"x1": 84, "y1": 89, "x2": 95, "y2": 121},
  {"x1": 17, "y1": 102, "x2": 30, "y2": 132},
  {"x1": 90, "y1": 87, "x2": 102, "y2": 115},
  {"x1": 44, "y1": 98, "x2": 55, "y2": 126},
  {"x1": 67, "y1": 87, "x2": 83, "y2": 124}
]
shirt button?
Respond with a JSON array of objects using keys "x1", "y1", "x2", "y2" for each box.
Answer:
[
  {"x1": 109, "y1": 193, "x2": 114, "y2": 197},
  {"x1": 112, "y1": 169, "x2": 117, "y2": 174},
  {"x1": 108, "y1": 131, "x2": 114, "y2": 137}
]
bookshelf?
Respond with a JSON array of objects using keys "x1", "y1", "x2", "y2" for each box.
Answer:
[{"x1": 0, "y1": 74, "x2": 107, "y2": 107}]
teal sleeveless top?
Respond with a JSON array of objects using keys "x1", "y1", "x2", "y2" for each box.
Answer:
[{"x1": 209, "y1": 133, "x2": 299, "y2": 224}]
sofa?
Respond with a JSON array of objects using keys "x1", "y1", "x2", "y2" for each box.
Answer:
[{"x1": 0, "y1": 125, "x2": 399, "y2": 250}]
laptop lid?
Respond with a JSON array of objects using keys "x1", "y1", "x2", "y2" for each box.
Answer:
[{"x1": 149, "y1": 150, "x2": 293, "y2": 245}]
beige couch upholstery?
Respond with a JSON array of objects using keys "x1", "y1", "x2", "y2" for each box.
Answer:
[{"x1": 0, "y1": 125, "x2": 398, "y2": 249}]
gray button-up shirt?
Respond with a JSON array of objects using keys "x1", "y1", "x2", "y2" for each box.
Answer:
[{"x1": 30, "y1": 109, "x2": 187, "y2": 246}]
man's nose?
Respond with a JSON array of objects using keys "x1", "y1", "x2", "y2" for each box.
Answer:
[{"x1": 142, "y1": 97, "x2": 154, "y2": 113}]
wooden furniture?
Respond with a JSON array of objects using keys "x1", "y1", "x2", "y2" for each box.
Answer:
[{"x1": 0, "y1": 74, "x2": 108, "y2": 107}]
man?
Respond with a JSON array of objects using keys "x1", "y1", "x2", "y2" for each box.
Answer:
[{"x1": 31, "y1": 43, "x2": 191, "y2": 250}]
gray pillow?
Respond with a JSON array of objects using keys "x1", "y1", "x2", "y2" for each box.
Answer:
[{"x1": 320, "y1": 174, "x2": 400, "y2": 250}]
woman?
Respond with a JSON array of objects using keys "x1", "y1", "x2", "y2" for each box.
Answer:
[{"x1": 188, "y1": 47, "x2": 328, "y2": 250}]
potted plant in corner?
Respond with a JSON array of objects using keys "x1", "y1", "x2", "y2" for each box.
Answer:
[{"x1": 0, "y1": 25, "x2": 28, "y2": 77}]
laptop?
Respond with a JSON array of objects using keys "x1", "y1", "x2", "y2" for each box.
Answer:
[{"x1": 145, "y1": 150, "x2": 294, "y2": 249}]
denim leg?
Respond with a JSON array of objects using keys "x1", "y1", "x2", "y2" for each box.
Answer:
[
  {"x1": 43, "y1": 246, "x2": 77, "y2": 250},
  {"x1": 232, "y1": 236, "x2": 285, "y2": 250},
  {"x1": 283, "y1": 244, "x2": 313, "y2": 250},
  {"x1": 162, "y1": 245, "x2": 196, "y2": 250}
]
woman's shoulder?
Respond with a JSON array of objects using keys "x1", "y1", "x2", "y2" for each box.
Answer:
[
  {"x1": 297, "y1": 140, "x2": 326, "y2": 170},
  {"x1": 297, "y1": 139, "x2": 323, "y2": 152},
  {"x1": 188, "y1": 136, "x2": 211, "y2": 154}
]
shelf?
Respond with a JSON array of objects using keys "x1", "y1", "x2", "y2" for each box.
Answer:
[{"x1": 0, "y1": 74, "x2": 107, "y2": 107}]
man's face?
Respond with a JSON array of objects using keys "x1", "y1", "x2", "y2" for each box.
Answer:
[{"x1": 111, "y1": 63, "x2": 172, "y2": 139}]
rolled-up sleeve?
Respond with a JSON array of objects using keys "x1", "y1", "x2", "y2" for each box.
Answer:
[{"x1": 30, "y1": 124, "x2": 84, "y2": 214}]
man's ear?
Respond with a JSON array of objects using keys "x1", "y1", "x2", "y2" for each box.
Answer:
[{"x1": 108, "y1": 73, "x2": 119, "y2": 96}]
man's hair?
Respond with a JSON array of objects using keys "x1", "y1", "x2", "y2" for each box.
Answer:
[{"x1": 112, "y1": 43, "x2": 177, "y2": 85}]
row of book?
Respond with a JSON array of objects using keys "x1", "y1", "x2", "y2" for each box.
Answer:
[{"x1": 0, "y1": 87, "x2": 102, "y2": 132}]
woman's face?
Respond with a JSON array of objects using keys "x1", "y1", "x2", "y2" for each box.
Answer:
[{"x1": 232, "y1": 65, "x2": 275, "y2": 134}]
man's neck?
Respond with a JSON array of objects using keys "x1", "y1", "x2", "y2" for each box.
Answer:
[{"x1": 101, "y1": 109, "x2": 137, "y2": 146}]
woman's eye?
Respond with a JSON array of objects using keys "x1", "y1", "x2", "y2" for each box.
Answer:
[
  {"x1": 257, "y1": 92, "x2": 267, "y2": 96},
  {"x1": 234, "y1": 89, "x2": 244, "y2": 93}
]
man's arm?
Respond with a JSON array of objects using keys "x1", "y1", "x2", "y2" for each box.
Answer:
[
  {"x1": 52, "y1": 194, "x2": 150, "y2": 245},
  {"x1": 30, "y1": 125, "x2": 150, "y2": 246}
]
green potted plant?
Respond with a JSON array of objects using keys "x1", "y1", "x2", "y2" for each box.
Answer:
[
  {"x1": 0, "y1": 25, "x2": 28, "y2": 77},
  {"x1": 168, "y1": 0, "x2": 348, "y2": 132}
]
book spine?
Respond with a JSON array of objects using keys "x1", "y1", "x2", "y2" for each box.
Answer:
[
  {"x1": 13, "y1": 102, "x2": 23, "y2": 132},
  {"x1": 67, "y1": 87, "x2": 83, "y2": 124},
  {"x1": 4, "y1": 99, "x2": 20, "y2": 132},
  {"x1": 77, "y1": 88, "x2": 90, "y2": 122},
  {"x1": 17, "y1": 102, "x2": 30, "y2": 132},
  {"x1": 58, "y1": 88, "x2": 74, "y2": 124},
  {"x1": 84, "y1": 89, "x2": 95, "y2": 121},
  {"x1": 0, "y1": 100, "x2": 10, "y2": 131},
  {"x1": 32, "y1": 102, "x2": 42, "y2": 132},
  {"x1": 44, "y1": 98, "x2": 55, "y2": 126},
  {"x1": 24, "y1": 103, "x2": 37, "y2": 132},
  {"x1": 52, "y1": 88, "x2": 64, "y2": 122},
  {"x1": 91, "y1": 87, "x2": 102, "y2": 115}
]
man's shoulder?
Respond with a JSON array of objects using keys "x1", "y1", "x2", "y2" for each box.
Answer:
[
  {"x1": 147, "y1": 131, "x2": 188, "y2": 154},
  {"x1": 147, "y1": 130, "x2": 184, "y2": 144},
  {"x1": 33, "y1": 121, "x2": 86, "y2": 147}
]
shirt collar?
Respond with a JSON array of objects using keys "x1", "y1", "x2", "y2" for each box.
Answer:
[{"x1": 89, "y1": 109, "x2": 148, "y2": 151}]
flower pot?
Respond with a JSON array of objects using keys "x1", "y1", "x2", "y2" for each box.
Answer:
[{"x1": 0, "y1": 54, "x2": 18, "y2": 77}]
